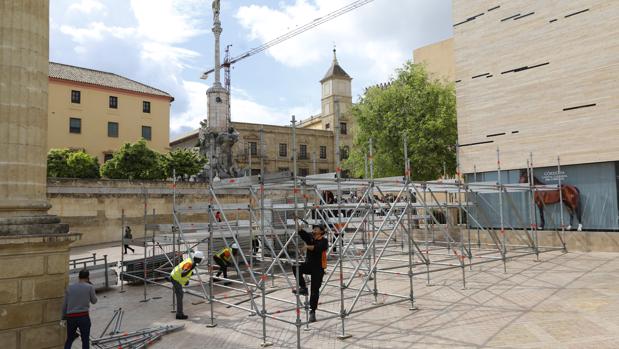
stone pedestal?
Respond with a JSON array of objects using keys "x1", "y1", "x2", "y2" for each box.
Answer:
[{"x1": 0, "y1": 234, "x2": 79, "y2": 349}]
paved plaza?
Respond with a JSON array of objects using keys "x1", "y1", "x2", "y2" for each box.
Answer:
[{"x1": 75, "y1": 250, "x2": 619, "y2": 349}]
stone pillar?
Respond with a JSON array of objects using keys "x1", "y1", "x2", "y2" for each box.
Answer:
[{"x1": 0, "y1": 2, "x2": 79, "y2": 348}]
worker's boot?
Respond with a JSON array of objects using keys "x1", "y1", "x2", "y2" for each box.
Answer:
[
  {"x1": 309, "y1": 310, "x2": 316, "y2": 323},
  {"x1": 292, "y1": 287, "x2": 308, "y2": 296},
  {"x1": 176, "y1": 314, "x2": 189, "y2": 320}
]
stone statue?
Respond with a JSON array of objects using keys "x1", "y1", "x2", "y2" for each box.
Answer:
[
  {"x1": 196, "y1": 0, "x2": 240, "y2": 182},
  {"x1": 212, "y1": 0, "x2": 220, "y2": 22}
]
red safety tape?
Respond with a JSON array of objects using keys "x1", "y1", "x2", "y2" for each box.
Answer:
[
  {"x1": 260, "y1": 275, "x2": 268, "y2": 281},
  {"x1": 296, "y1": 308, "x2": 301, "y2": 316}
]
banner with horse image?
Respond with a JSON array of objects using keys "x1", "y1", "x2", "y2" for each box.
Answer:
[{"x1": 465, "y1": 161, "x2": 619, "y2": 231}]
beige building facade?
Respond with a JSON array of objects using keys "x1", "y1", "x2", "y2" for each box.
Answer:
[
  {"x1": 171, "y1": 50, "x2": 354, "y2": 176},
  {"x1": 413, "y1": 38, "x2": 455, "y2": 82},
  {"x1": 453, "y1": 1, "x2": 619, "y2": 173},
  {"x1": 48, "y1": 63, "x2": 173, "y2": 164},
  {"x1": 451, "y1": 1, "x2": 619, "y2": 230}
]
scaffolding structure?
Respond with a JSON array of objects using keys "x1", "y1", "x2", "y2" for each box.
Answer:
[{"x1": 119, "y1": 116, "x2": 568, "y2": 349}]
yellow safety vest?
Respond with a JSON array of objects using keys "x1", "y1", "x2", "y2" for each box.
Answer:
[
  {"x1": 215, "y1": 247, "x2": 233, "y2": 263},
  {"x1": 171, "y1": 258, "x2": 193, "y2": 286}
]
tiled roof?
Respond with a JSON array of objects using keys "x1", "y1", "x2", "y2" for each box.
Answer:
[
  {"x1": 49, "y1": 62, "x2": 173, "y2": 100},
  {"x1": 321, "y1": 49, "x2": 351, "y2": 82}
]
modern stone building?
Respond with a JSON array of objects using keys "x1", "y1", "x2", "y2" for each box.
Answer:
[
  {"x1": 48, "y1": 63, "x2": 174, "y2": 164},
  {"x1": 451, "y1": 1, "x2": 619, "y2": 230},
  {"x1": 413, "y1": 38, "x2": 455, "y2": 82},
  {"x1": 171, "y1": 50, "x2": 354, "y2": 176}
]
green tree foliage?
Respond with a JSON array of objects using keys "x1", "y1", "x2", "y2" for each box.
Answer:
[
  {"x1": 100, "y1": 140, "x2": 167, "y2": 180},
  {"x1": 47, "y1": 149, "x2": 100, "y2": 178},
  {"x1": 344, "y1": 62, "x2": 457, "y2": 180},
  {"x1": 165, "y1": 148, "x2": 207, "y2": 180}
]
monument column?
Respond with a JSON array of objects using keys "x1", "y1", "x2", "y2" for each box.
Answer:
[{"x1": 0, "y1": 2, "x2": 79, "y2": 348}]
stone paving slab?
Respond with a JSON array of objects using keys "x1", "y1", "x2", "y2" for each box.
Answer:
[{"x1": 69, "y1": 251, "x2": 619, "y2": 348}]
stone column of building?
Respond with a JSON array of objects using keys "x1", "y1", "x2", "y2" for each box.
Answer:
[{"x1": 0, "y1": 2, "x2": 79, "y2": 348}]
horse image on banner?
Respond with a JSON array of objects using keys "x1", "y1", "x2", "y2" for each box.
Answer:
[{"x1": 519, "y1": 169, "x2": 583, "y2": 231}]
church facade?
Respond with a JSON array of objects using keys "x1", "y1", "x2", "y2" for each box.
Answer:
[{"x1": 170, "y1": 50, "x2": 355, "y2": 176}]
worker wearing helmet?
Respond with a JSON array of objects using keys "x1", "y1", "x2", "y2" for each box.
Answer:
[
  {"x1": 213, "y1": 243, "x2": 239, "y2": 283},
  {"x1": 170, "y1": 250, "x2": 203, "y2": 319}
]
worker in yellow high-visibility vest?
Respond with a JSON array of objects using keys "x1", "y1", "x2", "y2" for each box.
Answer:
[
  {"x1": 213, "y1": 243, "x2": 239, "y2": 284},
  {"x1": 170, "y1": 250, "x2": 203, "y2": 319}
]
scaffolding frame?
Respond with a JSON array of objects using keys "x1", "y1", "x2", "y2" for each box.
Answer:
[{"x1": 118, "y1": 118, "x2": 568, "y2": 349}]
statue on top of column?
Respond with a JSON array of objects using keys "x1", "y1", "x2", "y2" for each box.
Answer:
[{"x1": 212, "y1": 0, "x2": 220, "y2": 22}]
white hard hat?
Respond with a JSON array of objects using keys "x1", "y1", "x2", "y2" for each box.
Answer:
[
  {"x1": 192, "y1": 250, "x2": 204, "y2": 260},
  {"x1": 231, "y1": 243, "x2": 239, "y2": 250}
]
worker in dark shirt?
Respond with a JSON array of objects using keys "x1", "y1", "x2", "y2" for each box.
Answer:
[{"x1": 292, "y1": 223, "x2": 328, "y2": 323}]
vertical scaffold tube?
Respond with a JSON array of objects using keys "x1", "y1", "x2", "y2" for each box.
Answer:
[
  {"x1": 206, "y1": 135, "x2": 217, "y2": 328},
  {"x1": 259, "y1": 126, "x2": 273, "y2": 347},
  {"x1": 290, "y1": 117, "x2": 301, "y2": 349},
  {"x1": 369, "y1": 138, "x2": 378, "y2": 304},
  {"x1": 404, "y1": 137, "x2": 416, "y2": 310},
  {"x1": 497, "y1": 148, "x2": 507, "y2": 273},
  {"x1": 335, "y1": 100, "x2": 351, "y2": 340},
  {"x1": 120, "y1": 209, "x2": 125, "y2": 293},
  {"x1": 557, "y1": 156, "x2": 567, "y2": 252},
  {"x1": 141, "y1": 186, "x2": 149, "y2": 303}
]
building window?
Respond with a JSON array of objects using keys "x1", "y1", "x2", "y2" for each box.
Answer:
[
  {"x1": 71, "y1": 90, "x2": 81, "y2": 104},
  {"x1": 279, "y1": 143, "x2": 287, "y2": 157},
  {"x1": 104, "y1": 153, "x2": 114, "y2": 162},
  {"x1": 340, "y1": 122, "x2": 347, "y2": 135},
  {"x1": 319, "y1": 168, "x2": 329, "y2": 174},
  {"x1": 299, "y1": 144, "x2": 308, "y2": 160},
  {"x1": 278, "y1": 167, "x2": 289, "y2": 172},
  {"x1": 69, "y1": 118, "x2": 81, "y2": 134},
  {"x1": 251, "y1": 169, "x2": 261, "y2": 176},
  {"x1": 249, "y1": 142, "x2": 258, "y2": 156},
  {"x1": 107, "y1": 122, "x2": 119, "y2": 138},
  {"x1": 299, "y1": 168, "x2": 309, "y2": 177},
  {"x1": 340, "y1": 145, "x2": 350, "y2": 160},
  {"x1": 143, "y1": 101, "x2": 151, "y2": 113},
  {"x1": 320, "y1": 146, "x2": 327, "y2": 159},
  {"x1": 325, "y1": 123, "x2": 330, "y2": 130},
  {"x1": 109, "y1": 96, "x2": 118, "y2": 109},
  {"x1": 142, "y1": 126, "x2": 152, "y2": 140}
]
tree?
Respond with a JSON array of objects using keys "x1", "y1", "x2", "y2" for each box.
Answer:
[
  {"x1": 66, "y1": 151, "x2": 100, "y2": 178},
  {"x1": 344, "y1": 62, "x2": 457, "y2": 180},
  {"x1": 100, "y1": 140, "x2": 167, "y2": 180},
  {"x1": 47, "y1": 148, "x2": 100, "y2": 178},
  {"x1": 47, "y1": 149, "x2": 73, "y2": 178},
  {"x1": 165, "y1": 148, "x2": 207, "y2": 180}
]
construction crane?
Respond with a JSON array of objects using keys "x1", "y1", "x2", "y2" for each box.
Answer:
[{"x1": 200, "y1": 0, "x2": 375, "y2": 90}]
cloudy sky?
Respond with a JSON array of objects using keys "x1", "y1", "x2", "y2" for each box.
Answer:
[{"x1": 50, "y1": 0, "x2": 453, "y2": 139}]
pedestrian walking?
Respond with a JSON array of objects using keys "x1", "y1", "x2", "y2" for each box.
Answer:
[{"x1": 123, "y1": 226, "x2": 134, "y2": 254}]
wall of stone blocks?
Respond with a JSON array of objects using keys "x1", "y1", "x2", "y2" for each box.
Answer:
[
  {"x1": 0, "y1": 235, "x2": 78, "y2": 349},
  {"x1": 46, "y1": 179, "x2": 280, "y2": 247}
]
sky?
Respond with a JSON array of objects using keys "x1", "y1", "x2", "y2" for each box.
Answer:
[{"x1": 50, "y1": 0, "x2": 453, "y2": 140}]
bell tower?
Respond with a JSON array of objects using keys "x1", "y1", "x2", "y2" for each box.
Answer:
[{"x1": 320, "y1": 48, "x2": 354, "y2": 155}]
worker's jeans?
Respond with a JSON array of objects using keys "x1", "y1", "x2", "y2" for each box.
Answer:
[
  {"x1": 64, "y1": 315, "x2": 90, "y2": 349},
  {"x1": 171, "y1": 279, "x2": 184, "y2": 315},
  {"x1": 214, "y1": 255, "x2": 228, "y2": 278},
  {"x1": 292, "y1": 264, "x2": 325, "y2": 311}
]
